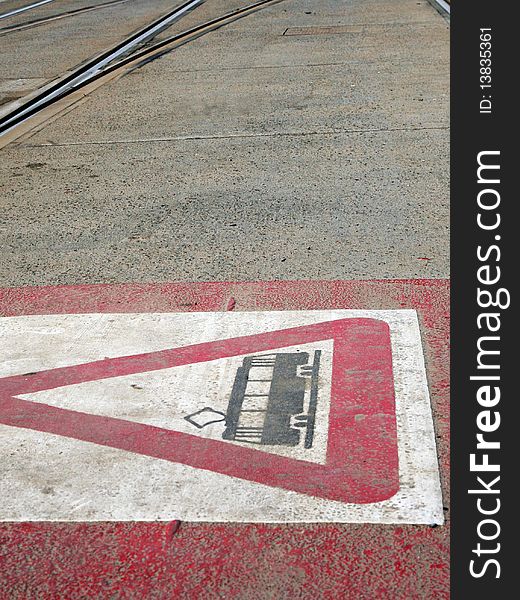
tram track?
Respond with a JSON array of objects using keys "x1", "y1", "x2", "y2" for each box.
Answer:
[
  {"x1": 0, "y1": 0, "x2": 284, "y2": 148},
  {"x1": 427, "y1": 0, "x2": 450, "y2": 19},
  {"x1": 0, "y1": 0, "x2": 130, "y2": 36},
  {"x1": 0, "y1": 0, "x2": 206, "y2": 136},
  {"x1": 0, "y1": 0, "x2": 55, "y2": 21}
]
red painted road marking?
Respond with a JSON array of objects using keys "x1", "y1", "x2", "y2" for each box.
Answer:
[
  {"x1": 0, "y1": 318, "x2": 397, "y2": 504},
  {"x1": 0, "y1": 280, "x2": 450, "y2": 597},
  {"x1": 0, "y1": 278, "x2": 447, "y2": 316}
]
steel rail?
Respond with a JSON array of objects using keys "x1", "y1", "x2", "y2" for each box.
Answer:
[
  {"x1": 0, "y1": 0, "x2": 129, "y2": 36},
  {"x1": 427, "y1": 0, "x2": 450, "y2": 18},
  {"x1": 0, "y1": 0, "x2": 54, "y2": 21}
]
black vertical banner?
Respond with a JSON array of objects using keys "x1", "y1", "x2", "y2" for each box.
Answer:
[{"x1": 451, "y1": 1, "x2": 513, "y2": 597}]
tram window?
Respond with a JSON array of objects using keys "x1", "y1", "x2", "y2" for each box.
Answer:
[
  {"x1": 241, "y1": 395, "x2": 270, "y2": 411},
  {"x1": 237, "y1": 412, "x2": 265, "y2": 429},
  {"x1": 247, "y1": 366, "x2": 274, "y2": 380},
  {"x1": 244, "y1": 380, "x2": 271, "y2": 396}
]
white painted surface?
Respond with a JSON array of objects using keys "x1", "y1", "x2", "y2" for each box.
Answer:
[{"x1": 0, "y1": 310, "x2": 443, "y2": 524}]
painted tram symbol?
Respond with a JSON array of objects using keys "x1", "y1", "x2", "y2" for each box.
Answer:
[{"x1": 184, "y1": 351, "x2": 321, "y2": 449}]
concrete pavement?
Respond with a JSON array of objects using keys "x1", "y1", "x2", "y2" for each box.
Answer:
[{"x1": 1, "y1": 0, "x2": 448, "y2": 286}]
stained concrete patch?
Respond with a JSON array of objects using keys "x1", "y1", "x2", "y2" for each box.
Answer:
[
  {"x1": 0, "y1": 309, "x2": 443, "y2": 523},
  {"x1": 0, "y1": 128, "x2": 449, "y2": 285}
]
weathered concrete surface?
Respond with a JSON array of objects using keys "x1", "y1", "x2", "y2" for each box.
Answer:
[
  {"x1": 0, "y1": 0, "x2": 449, "y2": 286},
  {"x1": 29, "y1": 58, "x2": 447, "y2": 139},
  {"x1": 2, "y1": 128, "x2": 447, "y2": 284}
]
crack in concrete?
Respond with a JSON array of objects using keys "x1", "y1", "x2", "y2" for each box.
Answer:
[{"x1": 24, "y1": 125, "x2": 449, "y2": 148}]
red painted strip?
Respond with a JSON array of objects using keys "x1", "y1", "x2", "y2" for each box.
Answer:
[
  {"x1": 0, "y1": 318, "x2": 397, "y2": 504},
  {"x1": 0, "y1": 278, "x2": 448, "y2": 316}
]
